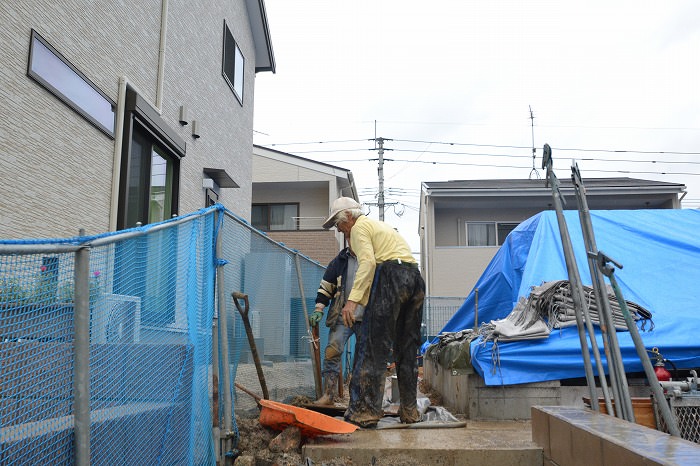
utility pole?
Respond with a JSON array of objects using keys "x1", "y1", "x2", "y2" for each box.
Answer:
[
  {"x1": 377, "y1": 137, "x2": 386, "y2": 221},
  {"x1": 368, "y1": 137, "x2": 393, "y2": 221}
]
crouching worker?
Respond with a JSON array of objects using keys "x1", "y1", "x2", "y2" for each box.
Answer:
[
  {"x1": 324, "y1": 197, "x2": 425, "y2": 428},
  {"x1": 309, "y1": 231, "x2": 364, "y2": 405}
]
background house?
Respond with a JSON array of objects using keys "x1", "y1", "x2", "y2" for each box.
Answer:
[
  {"x1": 0, "y1": 0, "x2": 274, "y2": 239},
  {"x1": 252, "y1": 145, "x2": 359, "y2": 265},
  {"x1": 419, "y1": 178, "x2": 687, "y2": 301}
]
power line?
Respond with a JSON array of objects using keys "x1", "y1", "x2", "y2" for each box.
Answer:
[
  {"x1": 337, "y1": 157, "x2": 700, "y2": 176},
  {"x1": 267, "y1": 139, "x2": 368, "y2": 146},
  {"x1": 311, "y1": 148, "x2": 700, "y2": 167},
  {"x1": 394, "y1": 149, "x2": 700, "y2": 165},
  {"x1": 266, "y1": 136, "x2": 700, "y2": 156},
  {"x1": 288, "y1": 146, "x2": 700, "y2": 166}
]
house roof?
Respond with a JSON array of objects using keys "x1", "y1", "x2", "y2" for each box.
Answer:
[
  {"x1": 245, "y1": 0, "x2": 276, "y2": 73},
  {"x1": 422, "y1": 178, "x2": 686, "y2": 193},
  {"x1": 254, "y1": 145, "x2": 352, "y2": 174},
  {"x1": 421, "y1": 178, "x2": 687, "y2": 210},
  {"x1": 253, "y1": 145, "x2": 359, "y2": 200}
]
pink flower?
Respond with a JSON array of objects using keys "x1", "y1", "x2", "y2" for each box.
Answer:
[
  {"x1": 40, "y1": 265, "x2": 47, "y2": 272},
  {"x1": 93, "y1": 271, "x2": 101, "y2": 278}
]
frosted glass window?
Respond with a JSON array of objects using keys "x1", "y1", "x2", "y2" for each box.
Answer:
[
  {"x1": 467, "y1": 222, "x2": 496, "y2": 246},
  {"x1": 28, "y1": 30, "x2": 115, "y2": 136}
]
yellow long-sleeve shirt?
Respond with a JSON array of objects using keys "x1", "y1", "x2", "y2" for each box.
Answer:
[{"x1": 348, "y1": 215, "x2": 416, "y2": 306}]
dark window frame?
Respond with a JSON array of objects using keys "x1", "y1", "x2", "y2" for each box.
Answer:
[
  {"x1": 117, "y1": 88, "x2": 186, "y2": 229},
  {"x1": 27, "y1": 29, "x2": 115, "y2": 137},
  {"x1": 252, "y1": 203, "x2": 300, "y2": 231},
  {"x1": 222, "y1": 20, "x2": 245, "y2": 105}
]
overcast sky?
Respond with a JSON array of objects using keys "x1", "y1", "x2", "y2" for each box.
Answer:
[{"x1": 252, "y1": 0, "x2": 700, "y2": 254}]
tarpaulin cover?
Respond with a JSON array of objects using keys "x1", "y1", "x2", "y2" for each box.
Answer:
[{"x1": 422, "y1": 209, "x2": 700, "y2": 386}]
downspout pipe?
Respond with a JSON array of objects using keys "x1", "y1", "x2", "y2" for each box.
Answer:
[
  {"x1": 109, "y1": 77, "x2": 127, "y2": 232},
  {"x1": 109, "y1": 0, "x2": 167, "y2": 230},
  {"x1": 156, "y1": 0, "x2": 168, "y2": 110}
]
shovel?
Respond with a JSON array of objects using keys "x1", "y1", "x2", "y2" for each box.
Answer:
[{"x1": 232, "y1": 291, "x2": 269, "y2": 400}]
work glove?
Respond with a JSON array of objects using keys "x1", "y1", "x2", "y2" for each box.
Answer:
[{"x1": 309, "y1": 310, "x2": 324, "y2": 326}]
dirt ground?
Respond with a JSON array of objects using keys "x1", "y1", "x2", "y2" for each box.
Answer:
[
  {"x1": 234, "y1": 411, "x2": 425, "y2": 465},
  {"x1": 233, "y1": 370, "x2": 442, "y2": 466}
]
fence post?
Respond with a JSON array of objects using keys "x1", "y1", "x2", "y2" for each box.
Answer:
[
  {"x1": 212, "y1": 316, "x2": 221, "y2": 462},
  {"x1": 74, "y1": 230, "x2": 91, "y2": 466},
  {"x1": 294, "y1": 253, "x2": 322, "y2": 398},
  {"x1": 215, "y1": 211, "x2": 233, "y2": 459}
]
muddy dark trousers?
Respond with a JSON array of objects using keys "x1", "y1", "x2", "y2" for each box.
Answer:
[{"x1": 345, "y1": 261, "x2": 425, "y2": 427}]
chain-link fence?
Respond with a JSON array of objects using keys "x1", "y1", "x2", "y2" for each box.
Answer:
[
  {"x1": 218, "y1": 210, "x2": 327, "y2": 418},
  {"x1": 0, "y1": 205, "x2": 328, "y2": 465},
  {"x1": 653, "y1": 392, "x2": 700, "y2": 443},
  {"x1": 422, "y1": 296, "x2": 465, "y2": 339},
  {"x1": 2, "y1": 205, "x2": 457, "y2": 464}
]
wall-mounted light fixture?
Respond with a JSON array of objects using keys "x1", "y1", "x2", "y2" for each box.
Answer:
[
  {"x1": 192, "y1": 120, "x2": 200, "y2": 139},
  {"x1": 178, "y1": 105, "x2": 188, "y2": 125}
]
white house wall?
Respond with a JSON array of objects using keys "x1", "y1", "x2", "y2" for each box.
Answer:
[
  {"x1": 253, "y1": 156, "x2": 333, "y2": 183},
  {"x1": 430, "y1": 247, "x2": 498, "y2": 297},
  {"x1": 253, "y1": 152, "x2": 348, "y2": 229},
  {"x1": 428, "y1": 204, "x2": 549, "y2": 296},
  {"x1": 0, "y1": 0, "x2": 259, "y2": 238},
  {"x1": 252, "y1": 181, "x2": 329, "y2": 229},
  {"x1": 434, "y1": 206, "x2": 542, "y2": 247}
]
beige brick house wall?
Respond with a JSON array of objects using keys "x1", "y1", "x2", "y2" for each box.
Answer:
[
  {"x1": 266, "y1": 230, "x2": 340, "y2": 267},
  {"x1": 0, "y1": 0, "x2": 259, "y2": 239}
]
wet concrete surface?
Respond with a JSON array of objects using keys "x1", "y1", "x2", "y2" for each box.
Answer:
[{"x1": 303, "y1": 419, "x2": 542, "y2": 465}]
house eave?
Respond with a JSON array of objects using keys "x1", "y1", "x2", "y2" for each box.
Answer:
[{"x1": 245, "y1": 0, "x2": 276, "y2": 73}]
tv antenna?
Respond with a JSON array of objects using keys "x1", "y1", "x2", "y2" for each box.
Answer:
[{"x1": 529, "y1": 106, "x2": 540, "y2": 179}]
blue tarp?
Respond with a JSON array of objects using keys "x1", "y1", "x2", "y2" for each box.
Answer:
[{"x1": 422, "y1": 209, "x2": 700, "y2": 386}]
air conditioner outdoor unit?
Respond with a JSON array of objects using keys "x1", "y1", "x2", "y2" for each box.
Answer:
[{"x1": 92, "y1": 294, "x2": 141, "y2": 343}]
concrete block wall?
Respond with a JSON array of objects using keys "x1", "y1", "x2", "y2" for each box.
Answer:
[
  {"x1": 532, "y1": 405, "x2": 700, "y2": 466},
  {"x1": 423, "y1": 356, "x2": 560, "y2": 419},
  {"x1": 423, "y1": 355, "x2": 658, "y2": 421}
]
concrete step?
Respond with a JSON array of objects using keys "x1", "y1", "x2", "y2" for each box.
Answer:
[{"x1": 303, "y1": 419, "x2": 542, "y2": 466}]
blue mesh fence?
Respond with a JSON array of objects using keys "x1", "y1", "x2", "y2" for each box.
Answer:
[
  {"x1": 219, "y1": 210, "x2": 326, "y2": 416},
  {"x1": 0, "y1": 205, "x2": 328, "y2": 465}
]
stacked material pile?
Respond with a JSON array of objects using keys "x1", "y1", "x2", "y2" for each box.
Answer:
[
  {"x1": 528, "y1": 280, "x2": 653, "y2": 330},
  {"x1": 478, "y1": 296, "x2": 550, "y2": 343},
  {"x1": 428, "y1": 280, "x2": 654, "y2": 374},
  {"x1": 477, "y1": 280, "x2": 653, "y2": 345}
]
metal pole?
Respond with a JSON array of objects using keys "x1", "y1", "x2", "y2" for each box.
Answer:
[
  {"x1": 212, "y1": 317, "x2": 221, "y2": 463},
  {"x1": 542, "y1": 145, "x2": 598, "y2": 407},
  {"x1": 473, "y1": 288, "x2": 479, "y2": 332},
  {"x1": 571, "y1": 163, "x2": 634, "y2": 421},
  {"x1": 595, "y1": 252, "x2": 682, "y2": 437},
  {"x1": 73, "y1": 229, "x2": 90, "y2": 466},
  {"x1": 215, "y1": 211, "x2": 233, "y2": 457},
  {"x1": 377, "y1": 137, "x2": 385, "y2": 221},
  {"x1": 294, "y1": 253, "x2": 322, "y2": 398}
]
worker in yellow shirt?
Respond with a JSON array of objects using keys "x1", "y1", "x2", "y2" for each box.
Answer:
[{"x1": 322, "y1": 197, "x2": 425, "y2": 428}]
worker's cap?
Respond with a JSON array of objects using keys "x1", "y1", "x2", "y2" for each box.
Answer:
[{"x1": 322, "y1": 197, "x2": 361, "y2": 229}]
